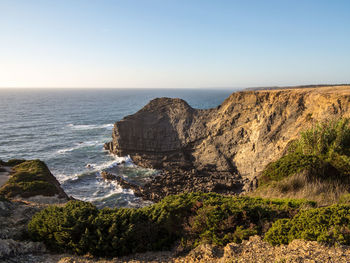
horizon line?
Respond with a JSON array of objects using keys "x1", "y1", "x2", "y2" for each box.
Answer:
[{"x1": 0, "y1": 83, "x2": 349, "y2": 90}]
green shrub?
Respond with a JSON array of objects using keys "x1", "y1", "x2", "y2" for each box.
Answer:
[
  {"x1": 259, "y1": 153, "x2": 338, "y2": 185},
  {"x1": 28, "y1": 193, "x2": 314, "y2": 256},
  {"x1": 291, "y1": 118, "x2": 350, "y2": 157},
  {"x1": 265, "y1": 204, "x2": 350, "y2": 245},
  {"x1": 182, "y1": 194, "x2": 314, "y2": 247}
]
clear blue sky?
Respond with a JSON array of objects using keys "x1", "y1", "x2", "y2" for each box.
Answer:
[{"x1": 0, "y1": 0, "x2": 349, "y2": 88}]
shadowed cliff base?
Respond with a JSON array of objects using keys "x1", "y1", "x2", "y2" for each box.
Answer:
[{"x1": 105, "y1": 85, "x2": 350, "y2": 200}]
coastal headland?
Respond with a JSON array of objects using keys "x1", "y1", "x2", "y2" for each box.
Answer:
[{"x1": 105, "y1": 85, "x2": 350, "y2": 200}]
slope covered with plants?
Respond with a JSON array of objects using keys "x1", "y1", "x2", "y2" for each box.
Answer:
[{"x1": 256, "y1": 118, "x2": 350, "y2": 205}]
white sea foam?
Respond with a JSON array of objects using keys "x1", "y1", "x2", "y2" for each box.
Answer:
[
  {"x1": 90, "y1": 155, "x2": 132, "y2": 171},
  {"x1": 56, "y1": 155, "x2": 132, "y2": 183},
  {"x1": 67, "y1": 123, "x2": 114, "y2": 130},
  {"x1": 81, "y1": 179, "x2": 133, "y2": 203},
  {"x1": 57, "y1": 141, "x2": 102, "y2": 154},
  {"x1": 55, "y1": 173, "x2": 79, "y2": 183}
]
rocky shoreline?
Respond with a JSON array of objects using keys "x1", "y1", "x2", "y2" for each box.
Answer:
[{"x1": 101, "y1": 169, "x2": 253, "y2": 202}]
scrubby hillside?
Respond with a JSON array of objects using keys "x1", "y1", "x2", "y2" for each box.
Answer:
[{"x1": 253, "y1": 118, "x2": 350, "y2": 205}]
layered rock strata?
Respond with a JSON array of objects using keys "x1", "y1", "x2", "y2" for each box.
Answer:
[{"x1": 105, "y1": 86, "x2": 350, "y2": 197}]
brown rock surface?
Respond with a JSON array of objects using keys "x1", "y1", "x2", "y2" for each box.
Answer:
[
  {"x1": 13, "y1": 235, "x2": 350, "y2": 262},
  {"x1": 105, "y1": 86, "x2": 350, "y2": 196}
]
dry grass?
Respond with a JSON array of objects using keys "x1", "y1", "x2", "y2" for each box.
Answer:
[{"x1": 251, "y1": 171, "x2": 349, "y2": 206}]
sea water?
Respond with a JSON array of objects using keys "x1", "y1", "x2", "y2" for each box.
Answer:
[{"x1": 0, "y1": 88, "x2": 234, "y2": 207}]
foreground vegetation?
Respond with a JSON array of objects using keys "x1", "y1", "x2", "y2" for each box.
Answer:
[
  {"x1": 28, "y1": 193, "x2": 314, "y2": 256},
  {"x1": 265, "y1": 204, "x2": 350, "y2": 245}
]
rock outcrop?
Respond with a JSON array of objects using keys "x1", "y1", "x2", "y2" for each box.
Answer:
[
  {"x1": 0, "y1": 159, "x2": 70, "y2": 261},
  {"x1": 0, "y1": 159, "x2": 69, "y2": 202},
  {"x1": 105, "y1": 86, "x2": 350, "y2": 196}
]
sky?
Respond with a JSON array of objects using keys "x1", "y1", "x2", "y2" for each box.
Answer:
[{"x1": 0, "y1": 0, "x2": 349, "y2": 89}]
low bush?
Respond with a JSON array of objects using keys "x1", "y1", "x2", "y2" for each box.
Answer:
[
  {"x1": 179, "y1": 194, "x2": 315, "y2": 247},
  {"x1": 259, "y1": 153, "x2": 332, "y2": 185},
  {"x1": 28, "y1": 200, "x2": 98, "y2": 253},
  {"x1": 28, "y1": 193, "x2": 314, "y2": 256},
  {"x1": 265, "y1": 204, "x2": 350, "y2": 245}
]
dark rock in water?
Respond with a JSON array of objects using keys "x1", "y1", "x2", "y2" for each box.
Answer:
[
  {"x1": 101, "y1": 171, "x2": 117, "y2": 180},
  {"x1": 103, "y1": 141, "x2": 114, "y2": 152},
  {"x1": 105, "y1": 87, "x2": 350, "y2": 198},
  {"x1": 100, "y1": 171, "x2": 143, "y2": 197}
]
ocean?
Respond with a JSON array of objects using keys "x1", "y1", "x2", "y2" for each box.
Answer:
[{"x1": 0, "y1": 88, "x2": 234, "y2": 207}]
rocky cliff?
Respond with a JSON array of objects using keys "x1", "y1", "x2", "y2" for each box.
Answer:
[{"x1": 105, "y1": 86, "x2": 350, "y2": 195}]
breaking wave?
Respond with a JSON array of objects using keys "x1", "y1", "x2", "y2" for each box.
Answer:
[
  {"x1": 57, "y1": 141, "x2": 103, "y2": 154},
  {"x1": 67, "y1": 123, "x2": 114, "y2": 130}
]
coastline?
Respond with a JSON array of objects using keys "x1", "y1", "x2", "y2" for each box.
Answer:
[{"x1": 2, "y1": 85, "x2": 350, "y2": 262}]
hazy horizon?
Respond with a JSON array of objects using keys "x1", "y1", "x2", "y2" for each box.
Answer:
[
  {"x1": 0, "y1": 84, "x2": 349, "y2": 91},
  {"x1": 1, "y1": 0, "x2": 349, "y2": 89}
]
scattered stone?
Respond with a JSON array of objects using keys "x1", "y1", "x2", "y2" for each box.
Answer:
[
  {"x1": 100, "y1": 172, "x2": 143, "y2": 197},
  {"x1": 139, "y1": 168, "x2": 243, "y2": 202},
  {"x1": 101, "y1": 171, "x2": 117, "y2": 180}
]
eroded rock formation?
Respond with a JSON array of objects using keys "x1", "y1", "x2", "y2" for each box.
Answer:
[{"x1": 105, "y1": 86, "x2": 350, "y2": 196}]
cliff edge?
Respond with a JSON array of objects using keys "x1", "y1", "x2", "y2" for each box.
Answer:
[{"x1": 105, "y1": 85, "x2": 350, "y2": 195}]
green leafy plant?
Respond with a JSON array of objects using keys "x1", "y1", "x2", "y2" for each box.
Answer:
[
  {"x1": 28, "y1": 193, "x2": 313, "y2": 256},
  {"x1": 265, "y1": 204, "x2": 350, "y2": 245}
]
